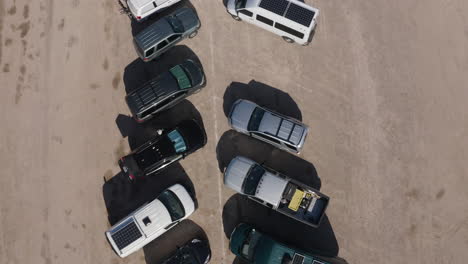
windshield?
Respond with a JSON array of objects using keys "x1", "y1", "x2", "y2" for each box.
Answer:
[
  {"x1": 242, "y1": 164, "x2": 265, "y2": 195},
  {"x1": 167, "y1": 129, "x2": 187, "y2": 153},
  {"x1": 167, "y1": 16, "x2": 184, "y2": 33},
  {"x1": 240, "y1": 228, "x2": 261, "y2": 261},
  {"x1": 158, "y1": 190, "x2": 185, "y2": 221},
  {"x1": 236, "y1": 0, "x2": 247, "y2": 9},
  {"x1": 247, "y1": 107, "x2": 265, "y2": 131}
]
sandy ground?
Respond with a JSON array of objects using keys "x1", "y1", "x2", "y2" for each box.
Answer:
[{"x1": 1, "y1": 0, "x2": 468, "y2": 263}]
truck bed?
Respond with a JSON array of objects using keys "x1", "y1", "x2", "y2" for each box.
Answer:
[{"x1": 277, "y1": 181, "x2": 329, "y2": 227}]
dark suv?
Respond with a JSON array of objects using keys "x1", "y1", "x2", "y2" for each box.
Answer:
[
  {"x1": 126, "y1": 60, "x2": 206, "y2": 123},
  {"x1": 118, "y1": 120, "x2": 207, "y2": 180},
  {"x1": 162, "y1": 238, "x2": 211, "y2": 264}
]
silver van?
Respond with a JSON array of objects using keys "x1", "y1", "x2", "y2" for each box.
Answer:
[
  {"x1": 228, "y1": 99, "x2": 309, "y2": 154},
  {"x1": 133, "y1": 7, "x2": 200, "y2": 62}
]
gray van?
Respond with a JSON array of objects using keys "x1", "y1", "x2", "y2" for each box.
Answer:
[
  {"x1": 133, "y1": 7, "x2": 201, "y2": 62},
  {"x1": 126, "y1": 60, "x2": 206, "y2": 122},
  {"x1": 228, "y1": 99, "x2": 309, "y2": 154}
]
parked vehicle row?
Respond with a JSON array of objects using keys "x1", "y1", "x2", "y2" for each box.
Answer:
[
  {"x1": 107, "y1": 2, "x2": 211, "y2": 263},
  {"x1": 105, "y1": 0, "x2": 335, "y2": 263}
]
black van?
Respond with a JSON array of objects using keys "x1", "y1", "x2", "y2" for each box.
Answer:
[{"x1": 125, "y1": 60, "x2": 206, "y2": 123}]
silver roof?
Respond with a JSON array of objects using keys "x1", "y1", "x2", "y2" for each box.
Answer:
[
  {"x1": 255, "y1": 171, "x2": 288, "y2": 207},
  {"x1": 224, "y1": 156, "x2": 255, "y2": 193},
  {"x1": 259, "y1": 112, "x2": 305, "y2": 146}
]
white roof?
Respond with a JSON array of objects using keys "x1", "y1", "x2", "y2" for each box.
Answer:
[
  {"x1": 255, "y1": 172, "x2": 288, "y2": 207},
  {"x1": 134, "y1": 199, "x2": 172, "y2": 236}
]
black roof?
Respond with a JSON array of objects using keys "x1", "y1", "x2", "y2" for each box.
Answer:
[{"x1": 126, "y1": 72, "x2": 179, "y2": 115}]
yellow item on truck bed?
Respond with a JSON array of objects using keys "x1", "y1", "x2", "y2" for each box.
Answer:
[{"x1": 288, "y1": 189, "x2": 304, "y2": 211}]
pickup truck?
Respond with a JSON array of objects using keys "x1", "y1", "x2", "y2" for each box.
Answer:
[
  {"x1": 224, "y1": 156, "x2": 329, "y2": 228},
  {"x1": 105, "y1": 184, "x2": 195, "y2": 258},
  {"x1": 230, "y1": 223, "x2": 332, "y2": 264}
]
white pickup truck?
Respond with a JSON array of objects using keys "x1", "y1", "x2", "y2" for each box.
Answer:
[
  {"x1": 105, "y1": 184, "x2": 195, "y2": 258},
  {"x1": 224, "y1": 156, "x2": 329, "y2": 228}
]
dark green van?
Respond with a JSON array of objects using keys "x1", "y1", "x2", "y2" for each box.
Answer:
[{"x1": 230, "y1": 223, "x2": 342, "y2": 264}]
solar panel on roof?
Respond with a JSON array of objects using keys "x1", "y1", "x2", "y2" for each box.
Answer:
[
  {"x1": 259, "y1": 0, "x2": 289, "y2": 16},
  {"x1": 111, "y1": 221, "x2": 142, "y2": 250},
  {"x1": 285, "y1": 3, "x2": 315, "y2": 27}
]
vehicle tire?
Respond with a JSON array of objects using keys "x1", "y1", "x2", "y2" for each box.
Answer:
[
  {"x1": 231, "y1": 15, "x2": 241, "y2": 21},
  {"x1": 189, "y1": 30, "x2": 198, "y2": 39},
  {"x1": 282, "y1": 36, "x2": 294, "y2": 43}
]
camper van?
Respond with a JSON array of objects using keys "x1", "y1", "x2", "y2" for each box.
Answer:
[
  {"x1": 105, "y1": 184, "x2": 195, "y2": 258},
  {"x1": 126, "y1": 0, "x2": 182, "y2": 21},
  {"x1": 226, "y1": 0, "x2": 319, "y2": 45}
]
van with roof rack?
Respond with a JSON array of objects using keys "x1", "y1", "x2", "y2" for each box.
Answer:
[
  {"x1": 133, "y1": 7, "x2": 200, "y2": 62},
  {"x1": 126, "y1": 60, "x2": 205, "y2": 123},
  {"x1": 226, "y1": 0, "x2": 319, "y2": 45},
  {"x1": 228, "y1": 99, "x2": 309, "y2": 154},
  {"x1": 125, "y1": 0, "x2": 182, "y2": 22},
  {"x1": 105, "y1": 184, "x2": 195, "y2": 258}
]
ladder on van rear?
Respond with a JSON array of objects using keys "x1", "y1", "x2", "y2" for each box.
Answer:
[{"x1": 117, "y1": 0, "x2": 132, "y2": 18}]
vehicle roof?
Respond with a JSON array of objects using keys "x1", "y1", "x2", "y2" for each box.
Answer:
[
  {"x1": 126, "y1": 70, "x2": 179, "y2": 114},
  {"x1": 134, "y1": 199, "x2": 172, "y2": 236},
  {"x1": 258, "y1": 111, "x2": 306, "y2": 146},
  {"x1": 134, "y1": 17, "x2": 174, "y2": 51},
  {"x1": 229, "y1": 99, "x2": 257, "y2": 131},
  {"x1": 255, "y1": 171, "x2": 288, "y2": 207},
  {"x1": 247, "y1": 0, "x2": 318, "y2": 29},
  {"x1": 224, "y1": 156, "x2": 256, "y2": 192},
  {"x1": 133, "y1": 136, "x2": 175, "y2": 170}
]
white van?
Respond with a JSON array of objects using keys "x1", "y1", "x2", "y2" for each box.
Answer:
[
  {"x1": 105, "y1": 184, "x2": 195, "y2": 258},
  {"x1": 127, "y1": 0, "x2": 182, "y2": 21},
  {"x1": 226, "y1": 0, "x2": 319, "y2": 45}
]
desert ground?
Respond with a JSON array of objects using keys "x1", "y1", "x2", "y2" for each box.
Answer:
[{"x1": 1, "y1": 0, "x2": 468, "y2": 263}]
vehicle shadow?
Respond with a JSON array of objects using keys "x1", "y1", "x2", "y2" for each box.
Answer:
[
  {"x1": 223, "y1": 80, "x2": 303, "y2": 121},
  {"x1": 102, "y1": 163, "x2": 196, "y2": 225},
  {"x1": 115, "y1": 99, "x2": 205, "y2": 150},
  {"x1": 216, "y1": 130, "x2": 321, "y2": 190},
  {"x1": 129, "y1": 0, "x2": 196, "y2": 37},
  {"x1": 223, "y1": 194, "x2": 341, "y2": 259},
  {"x1": 143, "y1": 219, "x2": 210, "y2": 264},
  {"x1": 123, "y1": 45, "x2": 202, "y2": 94}
]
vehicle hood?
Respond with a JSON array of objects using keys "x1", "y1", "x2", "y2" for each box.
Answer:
[
  {"x1": 168, "y1": 184, "x2": 195, "y2": 216},
  {"x1": 255, "y1": 172, "x2": 288, "y2": 207},
  {"x1": 224, "y1": 156, "x2": 255, "y2": 193},
  {"x1": 181, "y1": 60, "x2": 205, "y2": 87},
  {"x1": 174, "y1": 8, "x2": 200, "y2": 31},
  {"x1": 229, "y1": 223, "x2": 252, "y2": 256},
  {"x1": 229, "y1": 100, "x2": 257, "y2": 132}
]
